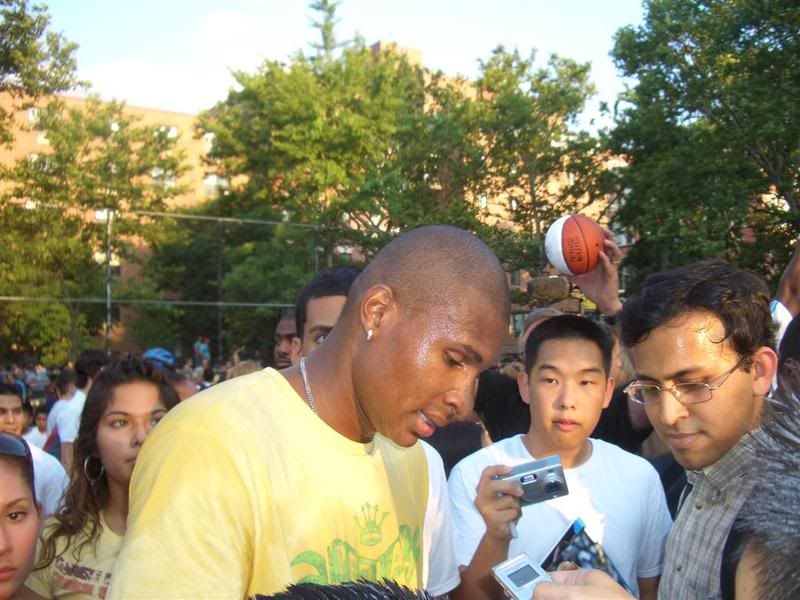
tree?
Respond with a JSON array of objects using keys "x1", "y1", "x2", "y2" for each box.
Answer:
[
  {"x1": 610, "y1": 0, "x2": 800, "y2": 283},
  {"x1": 0, "y1": 96, "x2": 187, "y2": 361},
  {"x1": 0, "y1": 0, "x2": 80, "y2": 144},
  {"x1": 475, "y1": 46, "x2": 607, "y2": 240},
  {"x1": 309, "y1": 0, "x2": 343, "y2": 65}
]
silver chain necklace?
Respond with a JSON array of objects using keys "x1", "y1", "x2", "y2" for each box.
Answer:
[{"x1": 299, "y1": 357, "x2": 318, "y2": 414}]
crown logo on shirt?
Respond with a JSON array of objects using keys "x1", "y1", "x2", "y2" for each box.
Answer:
[{"x1": 354, "y1": 503, "x2": 388, "y2": 547}]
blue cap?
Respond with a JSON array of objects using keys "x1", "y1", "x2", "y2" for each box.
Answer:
[{"x1": 143, "y1": 348, "x2": 175, "y2": 369}]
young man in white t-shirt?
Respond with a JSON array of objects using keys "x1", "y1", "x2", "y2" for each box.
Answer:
[
  {"x1": 449, "y1": 315, "x2": 672, "y2": 600},
  {"x1": 0, "y1": 384, "x2": 68, "y2": 516}
]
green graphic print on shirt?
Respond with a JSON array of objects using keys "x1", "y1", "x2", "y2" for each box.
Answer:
[{"x1": 290, "y1": 503, "x2": 421, "y2": 585}]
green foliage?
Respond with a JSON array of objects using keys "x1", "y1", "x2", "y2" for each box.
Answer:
[
  {"x1": 151, "y1": 4, "x2": 610, "y2": 357},
  {"x1": 0, "y1": 0, "x2": 81, "y2": 144},
  {"x1": 476, "y1": 46, "x2": 606, "y2": 239},
  {"x1": 0, "y1": 96, "x2": 187, "y2": 361},
  {"x1": 309, "y1": 0, "x2": 343, "y2": 65},
  {"x1": 610, "y1": 0, "x2": 800, "y2": 284}
]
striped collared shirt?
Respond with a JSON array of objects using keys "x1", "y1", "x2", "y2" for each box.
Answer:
[{"x1": 658, "y1": 431, "x2": 759, "y2": 600}]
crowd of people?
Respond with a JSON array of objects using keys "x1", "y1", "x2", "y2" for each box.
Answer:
[{"x1": 1, "y1": 224, "x2": 798, "y2": 600}]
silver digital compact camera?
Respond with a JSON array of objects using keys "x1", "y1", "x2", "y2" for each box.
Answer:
[
  {"x1": 492, "y1": 454, "x2": 568, "y2": 506},
  {"x1": 492, "y1": 553, "x2": 552, "y2": 600}
]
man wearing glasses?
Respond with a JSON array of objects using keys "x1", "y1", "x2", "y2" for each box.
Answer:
[{"x1": 618, "y1": 259, "x2": 778, "y2": 600}]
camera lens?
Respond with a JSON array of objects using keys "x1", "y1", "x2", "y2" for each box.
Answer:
[
  {"x1": 543, "y1": 471, "x2": 565, "y2": 494},
  {"x1": 545, "y1": 480, "x2": 564, "y2": 494}
]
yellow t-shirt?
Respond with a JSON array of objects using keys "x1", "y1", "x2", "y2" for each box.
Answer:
[
  {"x1": 25, "y1": 516, "x2": 123, "y2": 599},
  {"x1": 108, "y1": 368, "x2": 429, "y2": 598}
]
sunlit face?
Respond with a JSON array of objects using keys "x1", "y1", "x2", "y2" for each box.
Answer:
[
  {"x1": 518, "y1": 338, "x2": 612, "y2": 457},
  {"x1": 95, "y1": 382, "x2": 168, "y2": 489},
  {"x1": 628, "y1": 312, "x2": 774, "y2": 471},
  {"x1": 301, "y1": 295, "x2": 347, "y2": 358},
  {"x1": 0, "y1": 463, "x2": 40, "y2": 600},
  {"x1": 273, "y1": 317, "x2": 297, "y2": 369},
  {"x1": 355, "y1": 288, "x2": 507, "y2": 447},
  {"x1": 0, "y1": 397, "x2": 24, "y2": 437}
]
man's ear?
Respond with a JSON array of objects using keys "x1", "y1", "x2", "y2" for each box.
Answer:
[
  {"x1": 290, "y1": 337, "x2": 302, "y2": 366},
  {"x1": 360, "y1": 284, "x2": 395, "y2": 338},
  {"x1": 751, "y1": 346, "x2": 778, "y2": 397},
  {"x1": 603, "y1": 376, "x2": 615, "y2": 409},
  {"x1": 517, "y1": 371, "x2": 531, "y2": 405}
]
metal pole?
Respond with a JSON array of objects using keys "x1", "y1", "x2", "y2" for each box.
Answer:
[
  {"x1": 217, "y1": 220, "x2": 224, "y2": 364},
  {"x1": 105, "y1": 210, "x2": 112, "y2": 354}
]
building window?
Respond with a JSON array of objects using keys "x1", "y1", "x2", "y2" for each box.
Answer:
[
  {"x1": 203, "y1": 173, "x2": 228, "y2": 197},
  {"x1": 510, "y1": 270, "x2": 521, "y2": 288},
  {"x1": 202, "y1": 132, "x2": 215, "y2": 153},
  {"x1": 479, "y1": 194, "x2": 488, "y2": 209}
]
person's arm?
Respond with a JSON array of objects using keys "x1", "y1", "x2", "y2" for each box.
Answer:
[
  {"x1": 452, "y1": 465, "x2": 523, "y2": 600},
  {"x1": 59, "y1": 442, "x2": 73, "y2": 472},
  {"x1": 569, "y1": 229, "x2": 624, "y2": 318},
  {"x1": 637, "y1": 575, "x2": 659, "y2": 600},
  {"x1": 634, "y1": 463, "x2": 673, "y2": 600},
  {"x1": 776, "y1": 238, "x2": 800, "y2": 317}
]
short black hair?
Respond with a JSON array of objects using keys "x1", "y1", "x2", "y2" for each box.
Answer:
[
  {"x1": 75, "y1": 349, "x2": 111, "y2": 389},
  {"x1": 0, "y1": 382, "x2": 21, "y2": 398},
  {"x1": 524, "y1": 315, "x2": 613, "y2": 375},
  {"x1": 254, "y1": 580, "x2": 432, "y2": 599},
  {"x1": 55, "y1": 368, "x2": 75, "y2": 396},
  {"x1": 736, "y1": 372, "x2": 800, "y2": 598},
  {"x1": 295, "y1": 267, "x2": 360, "y2": 340},
  {"x1": 620, "y1": 260, "x2": 775, "y2": 368}
]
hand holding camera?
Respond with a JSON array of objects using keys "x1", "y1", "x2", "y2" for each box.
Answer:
[{"x1": 475, "y1": 464, "x2": 525, "y2": 541}]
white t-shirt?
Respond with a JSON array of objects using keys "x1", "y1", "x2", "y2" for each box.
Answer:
[
  {"x1": 59, "y1": 388, "x2": 87, "y2": 443},
  {"x1": 771, "y1": 299, "x2": 792, "y2": 348},
  {"x1": 46, "y1": 398, "x2": 70, "y2": 439},
  {"x1": 448, "y1": 435, "x2": 672, "y2": 598},
  {"x1": 30, "y1": 444, "x2": 69, "y2": 517},
  {"x1": 419, "y1": 440, "x2": 460, "y2": 595},
  {"x1": 23, "y1": 427, "x2": 47, "y2": 449}
]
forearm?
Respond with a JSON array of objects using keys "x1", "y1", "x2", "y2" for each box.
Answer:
[
  {"x1": 452, "y1": 534, "x2": 509, "y2": 600},
  {"x1": 61, "y1": 442, "x2": 73, "y2": 472},
  {"x1": 637, "y1": 576, "x2": 660, "y2": 600}
]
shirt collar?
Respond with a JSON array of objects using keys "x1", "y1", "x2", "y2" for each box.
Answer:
[{"x1": 686, "y1": 429, "x2": 761, "y2": 490}]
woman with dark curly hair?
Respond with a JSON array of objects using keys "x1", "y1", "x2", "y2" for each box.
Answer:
[{"x1": 21, "y1": 357, "x2": 178, "y2": 599}]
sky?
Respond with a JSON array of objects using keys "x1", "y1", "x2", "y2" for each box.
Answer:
[{"x1": 46, "y1": 0, "x2": 644, "y2": 129}]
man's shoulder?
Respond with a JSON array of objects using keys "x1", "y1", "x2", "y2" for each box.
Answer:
[{"x1": 156, "y1": 368, "x2": 296, "y2": 435}]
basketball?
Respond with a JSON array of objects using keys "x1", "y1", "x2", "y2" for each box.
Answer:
[{"x1": 544, "y1": 214, "x2": 605, "y2": 275}]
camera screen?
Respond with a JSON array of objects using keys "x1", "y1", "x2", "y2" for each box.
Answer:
[{"x1": 508, "y1": 564, "x2": 537, "y2": 586}]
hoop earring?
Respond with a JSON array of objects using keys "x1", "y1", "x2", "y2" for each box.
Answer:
[
  {"x1": 83, "y1": 456, "x2": 105, "y2": 484},
  {"x1": 366, "y1": 329, "x2": 374, "y2": 341}
]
